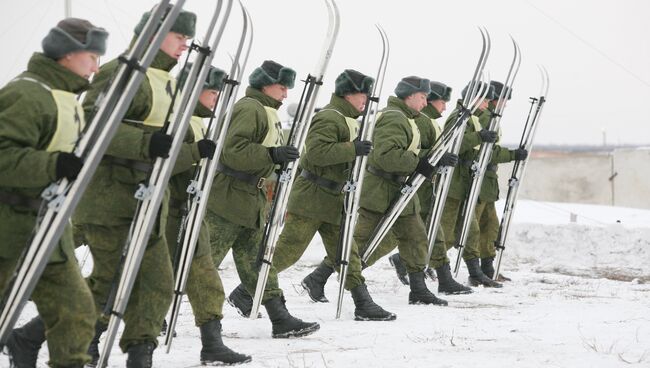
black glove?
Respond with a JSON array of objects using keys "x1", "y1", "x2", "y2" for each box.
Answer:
[
  {"x1": 438, "y1": 152, "x2": 459, "y2": 167},
  {"x1": 197, "y1": 139, "x2": 217, "y2": 159},
  {"x1": 55, "y1": 152, "x2": 83, "y2": 180},
  {"x1": 414, "y1": 157, "x2": 436, "y2": 179},
  {"x1": 512, "y1": 148, "x2": 528, "y2": 161},
  {"x1": 148, "y1": 131, "x2": 173, "y2": 159},
  {"x1": 353, "y1": 140, "x2": 372, "y2": 156},
  {"x1": 478, "y1": 129, "x2": 498, "y2": 143},
  {"x1": 268, "y1": 145, "x2": 300, "y2": 164}
]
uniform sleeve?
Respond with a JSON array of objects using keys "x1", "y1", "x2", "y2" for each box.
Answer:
[
  {"x1": 371, "y1": 114, "x2": 419, "y2": 173},
  {"x1": 459, "y1": 130, "x2": 482, "y2": 154},
  {"x1": 83, "y1": 60, "x2": 153, "y2": 161},
  {"x1": 221, "y1": 102, "x2": 275, "y2": 171},
  {"x1": 490, "y1": 143, "x2": 515, "y2": 164},
  {"x1": 0, "y1": 85, "x2": 59, "y2": 187},
  {"x1": 303, "y1": 113, "x2": 355, "y2": 166}
]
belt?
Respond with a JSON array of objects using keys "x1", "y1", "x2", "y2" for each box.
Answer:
[
  {"x1": 103, "y1": 155, "x2": 153, "y2": 172},
  {"x1": 216, "y1": 163, "x2": 266, "y2": 189},
  {"x1": 300, "y1": 169, "x2": 344, "y2": 192},
  {"x1": 0, "y1": 190, "x2": 42, "y2": 211},
  {"x1": 366, "y1": 165, "x2": 407, "y2": 185}
]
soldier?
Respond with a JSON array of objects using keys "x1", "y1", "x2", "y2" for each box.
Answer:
[
  {"x1": 206, "y1": 60, "x2": 320, "y2": 338},
  {"x1": 163, "y1": 64, "x2": 251, "y2": 364},
  {"x1": 0, "y1": 18, "x2": 108, "y2": 368},
  {"x1": 477, "y1": 81, "x2": 527, "y2": 281},
  {"x1": 72, "y1": 7, "x2": 201, "y2": 367},
  {"x1": 383, "y1": 81, "x2": 472, "y2": 294},
  {"x1": 227, "y1": 69, "x2": 396, "y2": 321},
  {"x1": 428, "y1": 82, "x2": 505, "y2": 288}
]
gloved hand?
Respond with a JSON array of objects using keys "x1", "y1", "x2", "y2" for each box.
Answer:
[
  {"x1": 478, "y1": 129, "x2": 498, "y2": 143},
  {"x1": 197, "y1": 139, "x2": 217, "y2": 159},
  {"x1": 149, "y1": 131, "x2": 173, "y2": 158},
  {"x1": 268, "y1": 145, "x2": 300, "y2": 164},
  {"x1": 55, "y1": 152, "x2": 83, "y2": 180},
  {"x1": 353, "y1": 140, "x2": 372, "y2": 156},
  {"x1": 414, "y1": 157, "x2": 436, "y2": 179},
  {"x1": 438, "y1": 152, "x2": 459, "y2": 167},
  {"x1": 512, "y1": 148, "x2": 528, "y2": 161}
]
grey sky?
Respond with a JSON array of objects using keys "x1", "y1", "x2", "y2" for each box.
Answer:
[{"x1": 1, "y1": 0, "x2": 649, "y2": 145}]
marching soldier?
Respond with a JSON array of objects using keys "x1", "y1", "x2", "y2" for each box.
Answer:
[{"x1": 0, "y1": 18, "x2": 108, "y2": 368}]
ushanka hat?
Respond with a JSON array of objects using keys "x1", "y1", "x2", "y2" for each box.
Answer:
[
  {"x1": 134, "y1": 5, "x2": 196, "y2": 38},
  {"x1": 427, "y1": 81, "x2": 452, "y2": 102},
  {"x1": 178, "y1": 63, "x2": 227, "y2": 91},
  {"x1": 394, "y1": 76, "x2": 431, "y2": 99},
  {"x1": 249, "y1": 60, "x2": 296, "y2": 89},
  {"x1": 42, "y1": 18, "x2": 108, "y2": 60},
  {"x1": 461, "y1": 81, "x2": 497, "y2": 100},
  {"x1": 334, "y1": 69, "x2": 374, "y2": 96},
  {"x1": 490, "y1": 81, "x2": 512, "y2": 100}
]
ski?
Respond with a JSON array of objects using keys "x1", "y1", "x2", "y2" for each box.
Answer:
[
  {"x1": 249, "y1": 0, "x2": 341, "y2": 319},
  {"x1": 493, "y1": 66, "x2": 549, "y2": 279},
  {"x1": 451, "y1": 38, "x2": 522, "y2": 277},
  {"x1": 164, "y1": 2, "x2": 253, "y2": 351},
  {"x1": 97, "y1": 2, "x2": 233, "y2": 366},
  {"x1": 361, "y1": 28, "x2": 492, "y2": 265},
  {"x1": 0, "y1": 0, "x2": 185, "y2": 348},
  {"x1": 334, "y1": 24, "x2": 390, "y2": 319}
]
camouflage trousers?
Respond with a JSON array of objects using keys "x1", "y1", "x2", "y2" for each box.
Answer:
[
  {"x1": 429, "y1": 197, "x2": 482, "y2": 268},
  {"x1": 166, "y1": 209, "x2": 224, "y2": 325},
  {"x1": 477, "y1": 200, "x2": 499, "y2": 259},
  {"x1": 0, "y1": 210, "x2": 94, "y2": 367},
  {"x1": 77, "y1": 223, "x2": 173, "y2": 352},
  {"x1": 206, "y1": 211, "x2": 282, "y2": 303},
  {"x1": 273, "y1": 212, "x2": 365, "y2": 290},
  {"x1": 343, "y1": 208, "x2": 428, "y2": 273}
]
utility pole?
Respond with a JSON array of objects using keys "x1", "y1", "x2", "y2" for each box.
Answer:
[{"x1": 64, "y1": 0, "x2": 72, "y2": 18}]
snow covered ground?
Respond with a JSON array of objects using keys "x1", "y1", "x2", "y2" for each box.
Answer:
[{"x1": 3, "y1": 200, "x2": 650, "y2": 367}]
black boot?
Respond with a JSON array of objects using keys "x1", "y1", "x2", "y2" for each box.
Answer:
[
  {"x1": 199, "y1": 319, "x2": 251, "y2": 365},
  {"x1": 480, "y1": 257, "x2": 495, "y2": 279},
  {"x1": 227, "y1": 284, "x2": 260, "y2": 318},
  {"x1": 125, "y1": 342, "x2": 154, "y2": 368},
  {"x1": 424, "y1": 267, "x2": 437, "y2": 281},
  {"x1": 301, "y1": 261, "x2": 333, "y2": 303},
  {"x1": 86, "y1": 322, "x2": 107, "y2": 368},
  {"x1": 407, "y1": 272, "x2": 448, "y2": 306},
  {"x1": 466, "y1": 258, "x2": 502, "y2": 288},
  {"x1": 263, "y1": 296, "x2": 320, "y2": 338},
  {"x1": 5, "y1": 316, "x2": 45, "y2": 368},
  {"x1": 436, "y1": 263, "x2": 473, "y2": 295},
  {"x1": 388, "y1": 254, "x2": 409, "y2": 285},
  {"x1": 350, "y1": 284, "x2": 396, "y2": 321},
  {"x1": 159, "y1": 319, "x2": 177, "y2": 337}
]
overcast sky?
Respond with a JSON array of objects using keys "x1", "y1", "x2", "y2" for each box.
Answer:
[{"x1": 1, "y1": 0, "x2": 649, "y2": 146}]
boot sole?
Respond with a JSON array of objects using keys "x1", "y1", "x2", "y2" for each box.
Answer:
[
  {"x1": 439, "y1": 289, "x2": 473, "y2": 295},
  {"x1": 354, "y1": 313, "x2": 397, "y2": 322},
  {"x1": 201, "y1": 356, "x2": 253, "y2": 366},
  {"x1": 226, "y1": 298, "x2": 262, "y2": 318},
  {"x1": 300, "y1": 281, "x2": 329, "y2": 303},
  {"x1": 388, "y1": 257, "x2": 409, "y2": 286},
  {"x1": 468, "y1": 279, "x2": 503, "y2": 288},
  {"x1": 272, "y1": 323, "x2": 320, "y2": 338}
]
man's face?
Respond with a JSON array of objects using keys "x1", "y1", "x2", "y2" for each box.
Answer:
[
  {"x1": 58, "y1": 51, "x2": 100, "y2": 79},
  {"x1": 261, "y1": 83, "x2": 288, "y2": 102},
  {"x1": 344, "y1": 92, "x2": 368, "y2": 113},
  {"x1": 404, "y1": 92, "x2": 428, "y2": 112},
  {"x1": 199, "y1": 89, "x2": 220, "y2": 110},
  {"x1": 479, "y1": 98, "x2": 490, "y2": 111},
  {"x1": 431, "y1": 99, "x2": 447, "y2": 114},
  {"x1": 160, "y1": 31, "x2": 190, "y2": 60}
]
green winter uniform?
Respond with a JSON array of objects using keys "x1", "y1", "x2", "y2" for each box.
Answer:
[
  {"x1": 165, "y1": 102, "x2": 225, "y2": 326},
  {"x1": 0, "y1": 52, "x2": 95, "y2": 367},
  {"x1": 73, "y1": 50, "x2": 196, "y2": 351},
  {"x1": 352, "y1": 96, "x2": 428, "y2": 272},
  {"x1": 265, "y1": 94, "x2": 365, "y2": 292},
  {"x1": 207, "y1": 87, "x2": 284, "y2": 303}
]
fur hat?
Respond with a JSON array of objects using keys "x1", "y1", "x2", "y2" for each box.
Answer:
[
  {"x1": 334, "y1": 69, "x2": 374, "y2": 96},
  {"x1": 178, "y1": 63, "x2": 227, "y2": 91},
  {"x1": 249, "y1": 60, "x2": 296, "y2": 89},
  {"x1": 42, "y1": 18, "x2": 108, "y2": 60},
  {"x1": 394, "y1": 76, "x2": 431, "y2": 99},
  {"x1": 461, "y1": 81, "x2": 497, "y2": 100},
  {"x1": 427, "y1": 81, "x2": 452, "y2": 102},
  {"x1": 134, "y1": 5, "x2": 196, "y2": 38},
  {"x1": 490, "y1": 81, "x2": 512, "y2": 100}
]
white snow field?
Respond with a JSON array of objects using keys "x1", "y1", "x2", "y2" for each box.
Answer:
[{"x1": 2, "y1": 200, "x2": 649, "y2": 367}]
